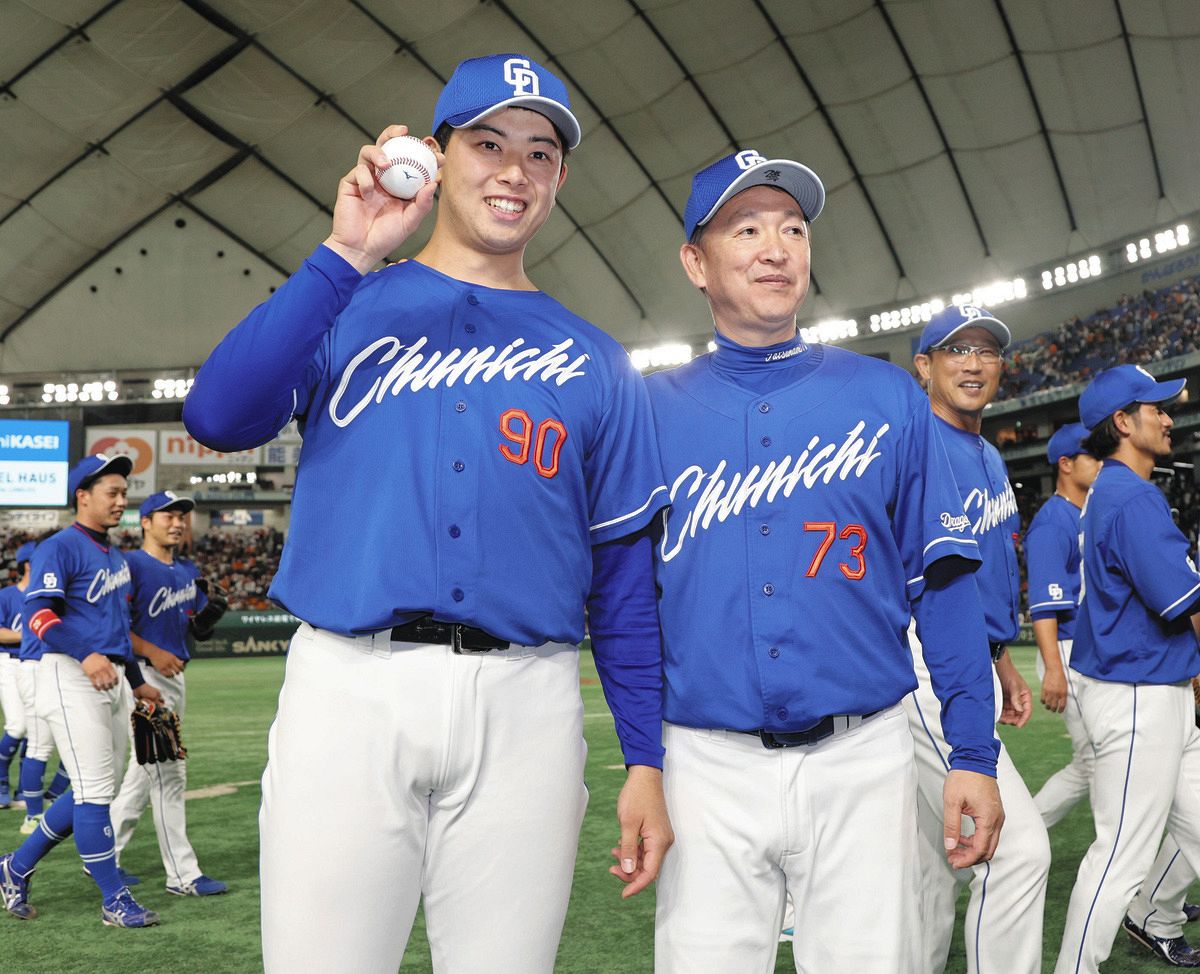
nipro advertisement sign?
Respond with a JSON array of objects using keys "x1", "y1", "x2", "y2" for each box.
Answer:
[{"x1": 0, "y1": 420, "x2": 69, "y2": 507}]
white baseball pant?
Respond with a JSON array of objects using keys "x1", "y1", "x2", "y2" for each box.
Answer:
[
  {"x1": 0, "y1": 653, "x2": 25, "y2": 738},
  {"x1": 15, "y1": 659, "x2": 54, "y2": 761},
  {"x1": 1055, "y1": 675, "x2": 1200, "y2": 973},
  {"x1": 1033, "y1": 639, "x2": 1093, "y2": 826},
  {"x1": 37, "y1": 653, "x2": 130, "y2": 804},
  {"x1": 1129, "y1": 834, "x2": 1199, "y2": 941},
  {"x1": 904, "y1": 629, "x2": 1051, "y2": 974},
  {"x1": 110, "y1": 664, "x2": 200, "y2": 888},
  {"x1": 654, "y1": 706, "x2": 923, "y2": 974},
  {"x1": 260, "y1": 624, "x2": 588, "y2": 974}
]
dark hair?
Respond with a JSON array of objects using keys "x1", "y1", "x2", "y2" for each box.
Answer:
[
  {"x1": 433, "y1": 114, "x2": 572, "y2": 162},
  {"x1": 1082, "y1": 402, "x2": 1140, "y2": 459}
]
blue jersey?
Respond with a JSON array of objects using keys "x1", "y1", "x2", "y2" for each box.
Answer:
[
  {"x1": 1072, "y1": 459, "x2": 1200, "y2": 683},
  {"x1": 127, "y1": 550, "x2": 206, "y2": 662},
  {"x1": 0, "y1": 584, "x2": 22, "y2": 653},
  {"x1": 647, "y1": 341, "x2": 987, "y2": 738},
  {"x1": 1025, "y1": 494, "x2": 1083, "y2": 640},
  {"x1": 184, "y1": 246, "x2": 666, "y2": 645},
  {"x1": 935, "y1": 417, "x2": 1021, "y2": 644},
  {"x1": 24, "y1": 524, "x2": 132, "y2": 661},
  {"x1": 18, "y1": 613, "x2": 44, "y2": 661}
]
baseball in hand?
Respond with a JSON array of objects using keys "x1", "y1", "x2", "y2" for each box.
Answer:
[{"x1": 376, "y1": 136, "x2": 438, "y2": 199}]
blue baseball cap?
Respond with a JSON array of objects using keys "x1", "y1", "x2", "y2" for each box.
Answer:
[
  {"x1": 1079, "y1": 364, "x2": 1186, "y2": 430},
  {"x1": 684, "y1": 149, "x2": 825, "y2": 241},
  {"x1": 917, "y1": 304, "x2": 1012, "y2": 354},
  {"x1": 15, "y1": 542, "x2": 35, "y2": 565},
  {"x1": 433, "y1": 54, "x2": 581, "y2": 150},
  {"x1": 1047, "y1": 423, "x2": 1090, "y2": 465},
  {"x1": 139, "y1": 490, "x2": 195, "y2": 518},
  {"x1": 68, "y1": 453, "x2": 133, "y2": 497}
]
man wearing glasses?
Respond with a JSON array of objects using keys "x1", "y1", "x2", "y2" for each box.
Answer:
[{"x1": 907, "y1": 306, "x2": 1051, "y2": 974}]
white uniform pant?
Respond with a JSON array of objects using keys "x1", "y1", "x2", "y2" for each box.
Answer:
[
  {"x1": 654, "y1": 706, "x2": 922, "y2": 974},
  {"x1": 903, "y1": 630, "x2": 1051, "y2": 974},
  {"x1": 37, "y1": 653, "x2": 130, "y2": 804},
  {"x1": 260, "y1": 624, "x2": 588, "y2": 974},
  {"x1": 1056, "y1": 675, "x2": 1200, "y2": 973},
  {"x1": 1034, "y1": 639, "x2": 1093, "y2": 826},
  {"x1": 15, "y1": 659, "x2": 53, "y2": 762},
  {"x1": 1130, "y1": 834, "x2": 1199, "y2": 940},
  {"x1": 0, "y1": 653, "x2": 25, "y2": 738},
  {"x1": 110, "y1": 665, "x2": 199, "y2": 887}
]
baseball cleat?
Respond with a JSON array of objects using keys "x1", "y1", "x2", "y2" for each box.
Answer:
[
  {"x1": 1123, "y1": 915, "x2": 1200, "y2": 967},
  {"x1": 1187, "y1": 903, "x2": 1200, "y2": 924},
  {"x1": 165, "y1": 874, "x2": 227, "y2": 897},
  {"x1": 18, "y1": 814, "x2": 41, "y2": 836},
  {"x1": 100, "y1": 887, "x2": 159, "y2": 928},
  {"x1": 82, "y1": 864, "x2": 141, "y2": 887},
  {"x1": 0, "y1": 853, "x2": 36, "y2": 920}
]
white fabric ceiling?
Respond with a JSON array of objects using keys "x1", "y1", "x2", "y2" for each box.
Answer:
[{"x1": 2, "y1": 0, "x2": 1200, "y2": 372}]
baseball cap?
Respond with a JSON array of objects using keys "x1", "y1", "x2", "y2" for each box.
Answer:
[
  {"x1": 15, "y1": 542, "x2": 35, "y2": 565},
  {"x1": 917, "y1": 304, "x2": 1012, "y2": 354},
  {"x1": 1047, "y1": 423, "x2": 1090, "y2": 465},
  {"x1": 684, "y1": 149, "x2": 825, "y2": 241},
  {"x1": 1078, "y1": 364, "x2": 1186, "y2": 430},
  {"x1": 433, "y1": 54, "x2": 581, "y2": 150},
  {"x1": 67, "y1": 453, "x2": 133, "y2": 496},
  {"x1": 139, "y1": 490, "x2": 195, "y2": 519}
]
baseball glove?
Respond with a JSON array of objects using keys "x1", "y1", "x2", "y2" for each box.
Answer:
[
  {"x1": 131, "y1": 700, "x2": 187, "y2": 765},
  {"x1": 190, "y1": 581, "x2": 229, "y2": 641}
]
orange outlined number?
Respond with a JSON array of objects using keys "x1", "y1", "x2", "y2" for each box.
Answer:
[
  {"x1": 499, "y1": 409, "x2": 567, "y2": 479},
  {"x1": 804, "y1": 521, "x2": 868, "y2": 580}
]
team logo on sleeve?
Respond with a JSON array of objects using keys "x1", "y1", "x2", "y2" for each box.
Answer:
[
  {"x1": 42, "y1": 572, "x2": 58, "y2": 588},
  {"x1": 939, "y1": 512, "x2": 970, "y2": 532},
  {"x1": 1049, "y1": 583, "x2": 1064, "y2": 600}
]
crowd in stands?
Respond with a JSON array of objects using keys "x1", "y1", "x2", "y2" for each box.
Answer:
[{"x1": 999, "y1": 274, "x2": 1200, "y2": 401}]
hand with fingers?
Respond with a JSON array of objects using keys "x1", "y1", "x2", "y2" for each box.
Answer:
[
  {"x1": 608, "y1": 765, "x2": 674, "y2": 899},
  {"x1": 942, "y1": 769, "x2": 1005, "y2": 869},
  {"x1": 82, "y1": 652, "x2": 119, "y2": 691}
]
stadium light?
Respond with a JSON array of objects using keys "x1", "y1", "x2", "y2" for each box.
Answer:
[
  {"x1": 1125, "y1": 223, "x2": 1190, "y2": 264},
  {"x1": 630, "y1": 344, "x2": 693, "y2": 372},
  {"x1": 800, "y1": 319, "x2": 858, "y2": 344}
]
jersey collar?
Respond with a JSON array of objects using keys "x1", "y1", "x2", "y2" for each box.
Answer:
[{"x1": 710, "y1": 329, "x2": 810, "y2": 374}]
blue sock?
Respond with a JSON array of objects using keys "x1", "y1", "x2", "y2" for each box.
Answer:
[
  {"x1": 10, "y1": 790, "x2": 74, "y2": 877},
  {"x1": 74, "y1": 802, "x2": 122, "y2": 900},
  {"x1": 19, "y1": 757, "x2": 46, "y2": 817},
  {"x1": 45, "y1": 764, "x2": 70, "y2": 801},
  {"x1": 0, "y1": 733, "x2": 21, "y2": 785}
]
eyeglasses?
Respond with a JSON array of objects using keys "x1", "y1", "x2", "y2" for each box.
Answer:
[{"x1": 933, "y1": 343, "x2": 1004, "y2": 364}]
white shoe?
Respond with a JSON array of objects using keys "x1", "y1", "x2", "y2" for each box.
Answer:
[{"x1": 18, "y1": 815, "x2": 41, "y2": 836}]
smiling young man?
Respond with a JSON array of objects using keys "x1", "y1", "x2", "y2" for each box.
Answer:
[
  {"x1": 183, "y1": 54, "x2": 670, "y2": 974},
  {"x1": 646, "y1": 151, "x2": 1002, "y2": 973}
]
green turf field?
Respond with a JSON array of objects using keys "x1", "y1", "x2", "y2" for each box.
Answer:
[{"x1": 1, "y1": 646, "x2": 1188, "y2": 972}]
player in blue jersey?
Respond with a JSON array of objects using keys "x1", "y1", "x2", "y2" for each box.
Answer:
[
  {"x1": 183, "y1": 54, "x2": 670, "y2": 973},
  {"x1": 1056, "y1": 365, "x2": 1200, "y2": 972},
  {"x1": 108, "y1": 491, "x2": 228, "y2": 898},
  {"x1": 909, "y1": 306, "x2": 1051, "y2": 974},
  {"x1": 0, "y1": 543, "x2": 31, "y2": 808},
  {"x1": 647, "y1": 149, "x2": 1002, "y2": 974},
  {"x1": 0, "y1": 455, "x2": 163, "y2": 927},
  {"x1": 1028, "y1": 423, "x2": 1099, "y2": 823}
]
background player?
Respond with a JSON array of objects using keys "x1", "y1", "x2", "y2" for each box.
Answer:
[
  {"x1": 183, "y1": 54, "x2": 671, "y2": 973},
  {"x1": 0, "y1": 542, "x2": 31, "y2": 808},
  {"x1": 908, "y1": 307, "x2": 1052, "y2": 974},
  {"x1": 648, "y1": 149, "x2": 1002, "y2": 973},
  {"x1": 108, "y1": 491, "x2": 227, "y2": 897},
  {"x1": 0, "y1": 454, "x2": 162, "y2": 927},
  {"x1": 1056, "y1": 365, "x2": 1200, "y2": 972}
]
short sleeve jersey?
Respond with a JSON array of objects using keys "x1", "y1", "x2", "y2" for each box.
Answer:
[
  {"x1": 0, "y1": 584, "x2": 22, "y2": 652},
  {"x1": 127, "y1": 549, "x2": 206, "y2": 662},
  {"x1": 1025, "y1": 494, "x2": 1083, "y2": 640}
]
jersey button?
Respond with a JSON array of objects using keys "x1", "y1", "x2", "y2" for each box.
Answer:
[
  {"x1": 466, "y1": 294, "x2": 480, "y2": 306},
  {"x1": 465, "y1": 323, "x2": 477, "y2": 333},
  {"x1": 758, "y1": 402, "x2": 771, "y2": 413},
  {"x1": 759, "y1": 524, "x2": 770, "y2": 536},
  {"x1": 761, "y1": 436, "x2": 771, "y2": 447},
  {"x1": 768, "y1": 646, "x2": 780, "y2": 659},
  {"x1": 455, "y1": 400, "x2": 467, "y2": 413},
  {"x1": 448, "y1": 525, "x2": 461, "y2": 538},
  {"x1": 451, "y1": 588, "x2": 465, "y2": 602},
  {"x1": 452, "y1": 460, "x2": 465, "y2": 472},
  {"x1": 762, "y1": 583, "x2": 774, "y2": 596},
  {"x1": 776, "y1": 707, "x2": 788, "y2": 720}
]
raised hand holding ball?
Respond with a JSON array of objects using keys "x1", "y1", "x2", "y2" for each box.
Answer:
[{"x1": 375, "y1": 136, "x2": 439, "y2": 199}]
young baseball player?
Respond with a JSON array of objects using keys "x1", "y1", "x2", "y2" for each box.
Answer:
[
  {"x1": 909, "y1": 307, "x2": 1052, "y2": 974},
  {"x1": 1056, "y1": 365, "x2": 1200, "y2": 973},
  {"x1": 183, "y1": 54, "x2": 671, "y2": 973},
  {"x1": 108, "y1": 491, "x2": 227, "y2": 897},
  {"x1": 0, "y1": 544, "x2": 31, "y2": 808},
  {"x1": 0, "y1": 454, "x2": 163, "y2": 927},
  {"x1": 647, "y1": 150, "x2": 1003, "y2": 974}
]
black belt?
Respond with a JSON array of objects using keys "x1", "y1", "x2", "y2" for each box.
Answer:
[
  {"x1": 389, "y1": 618, "x2": 510, "y2": 654},
  {"x1": 990, "y1": 642, "x2": 1006, "y2": 663},
  {"x1": 742, "y1": 710, "x2": 880, "y2": 749},
  {"x1": 105, "y1": 655, "x2": 126, "y2": 666}
]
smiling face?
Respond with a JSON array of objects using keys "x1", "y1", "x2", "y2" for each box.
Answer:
[
  {"x1": 913, "y1": 325, "x2": 1004, "y2": 429},
  {"x1": 1123, "y1": 401, "x2": 1175, "y2": 459},
  {"x1": 143, "y1": 508, "x2": 188, "y2": 552},
  {"x1": 76, "y1": 473, "x2": 127, "y2": 531},
  {"x1": 680, "y1": 185, "x2": 811, "y2": 347}
]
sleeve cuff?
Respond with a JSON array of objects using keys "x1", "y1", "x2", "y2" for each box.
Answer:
[
  {"x1": 620, "y1": 746, "x2": 665, "y2": 770},
  {"x1": 948, "y1": 755, "x2": 999, "y2": 777}
]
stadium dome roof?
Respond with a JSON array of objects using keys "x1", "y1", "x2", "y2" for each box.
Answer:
[{"x1": 2, "y1": 0, "x2": 1200, "y2": 372}]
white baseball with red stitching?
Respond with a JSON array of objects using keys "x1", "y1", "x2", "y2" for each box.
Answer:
[{"x1": 375, "y1": 136, "x2": 438, "y2": 199}]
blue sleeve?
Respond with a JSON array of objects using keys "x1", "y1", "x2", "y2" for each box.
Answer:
[
  {"x1": 183, "y1": 245, "x2": 363, "y2": 451},
  {"x1": 913, "y1": 566, "x2": 1000, "y2": 776},
  {"x1": 894, "y1": 400, "x2": 982, "y2": 601},
  {"x1": 124, "y1": 656, "x2": 145, "y2": 690},
  {"x1": 1113, "y1": 492, "x2": 1200, "y2": 621},
  {"x1": 586, "y1": 524, "x2": 664, "y2": 769},
  {"x1": 24, "y1": 594, "x2": 81, "y2": 660},
  {"x1": 1026, "y1": 514, "x2": 1077, "y2": 622}
]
